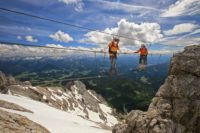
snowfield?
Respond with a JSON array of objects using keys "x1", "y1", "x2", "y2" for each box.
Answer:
[{"x1": 0, "y1": 94, "x2": 111, "y2": 133}]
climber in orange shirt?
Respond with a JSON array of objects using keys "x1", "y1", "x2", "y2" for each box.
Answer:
[
  {"x1": 135, "y1": 44, "x2": 148, "y2": 66},
  {"x1": 108, "y1": 38, "x2": 120, "y2": 75}
]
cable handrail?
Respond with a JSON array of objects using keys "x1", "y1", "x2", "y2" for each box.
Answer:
[
  {"x1": 32, "y1": 63, "x2": 167, "y2": 82},
  {"x1": 0, "y1": 41, "x2": 172, "y2": 55}
]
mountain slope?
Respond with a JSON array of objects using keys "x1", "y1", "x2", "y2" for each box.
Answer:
[
  {"x1": 0, "y1": 94, "x2": 111, "y2": 133},
  {"x1": 0, "y1": 71, "x2": 119, "y2": 132}
]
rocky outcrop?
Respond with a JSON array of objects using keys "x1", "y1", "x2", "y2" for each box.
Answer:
[
  {"x1": 0, "y1": 100, "x2": 33, "y2": 113},
  {"x1": 0, "y1": 71, "x2": 18, "y2": 94},
  {"x1": 0, "y1": 71, "x2": 8, "y2": 93},
  {"x1": 0, "y1": 109, "x2": 50, "y2": 133},
  {"x1": 113, "y1": 45, "x2": 200, "y2": 133}
]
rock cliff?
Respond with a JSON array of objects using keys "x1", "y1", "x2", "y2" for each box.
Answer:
[
  {"x1": 0, "y1": 109, "x2": 50, "y2": 133},
  {"x1": 113, "y1": 45, "x2": 200, "y2": 133}
]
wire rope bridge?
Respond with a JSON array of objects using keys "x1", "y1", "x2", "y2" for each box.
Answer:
[
  {"x1": 0, "y1": 41, "x2": 171, "y2": 82},
  {"x1": 0, "y1": 7, "x2": 175, "y2": 81}
]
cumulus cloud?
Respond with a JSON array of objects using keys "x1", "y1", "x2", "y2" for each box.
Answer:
[
  {"x1": 161, "y1": 0, "x2": 200, "y2": 17},
  {"x1": 25, "y1": 36, "x2": 38, "y2": 43},
  {"x1": 164, "y1": 23, "x2": 199, "y2": 36},
  {"x1": 49, "y1": 30, "x2": 73, "y2": 43},
  {"x1": 81, "y1": 19, "x2": 163, "y2": 47}
]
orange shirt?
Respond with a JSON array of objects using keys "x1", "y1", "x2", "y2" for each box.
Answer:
[
  {"x1": 108, "y1": 41, "x2": 119, "y2": 52},
  {"x1": 136, "y1": 47, "x2": 148, "y2": 55}
]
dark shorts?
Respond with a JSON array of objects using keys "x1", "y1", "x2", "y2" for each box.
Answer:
[
  {"x1": 139, "y1": 55, "x2": 147, "y2": 65},
  {"x1": 109, "y1": 51, "x2": 117, "y2": 59}
]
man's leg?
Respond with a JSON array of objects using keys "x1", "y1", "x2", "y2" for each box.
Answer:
[
  {"x1": 113, "y1": 58, "x2": 118, "y2": 74},
  {"x1": 139, "y1": 56, "x2": 145, "y2": 70},
  {"x1": 109, "y1": 56, "x2": 114, "y2": 76},
  {"x1": 111, "y1": 58, "x2": 115, "y2": 69},
  {"x1": 144, "y1": 55, "x2": 147, "y2": 65},
  {"x1": 139, "y1": 55, "x2": 142, "y2": 65}
]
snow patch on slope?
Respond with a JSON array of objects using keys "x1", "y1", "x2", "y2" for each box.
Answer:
[
  {"x1": 99, "y1": 104, "x2": 118, "y2": 126},
  {"x1": 0, "y1": 94, "x2": 111, "y2": 133}
]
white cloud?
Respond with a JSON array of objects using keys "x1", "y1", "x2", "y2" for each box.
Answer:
[
  {"x1": 0, "y1": 43, "x2": 104, "y2": 59},
  {"x1": 46, "y1": 44, "x2": 65, "y2": 48},
  {"x1": 91, "y1": 0, "x2": 160, "y2": 13},
  {"x1": 81, "y1": 19, "x2": 163, "y2": 47},
  {"x1": 25, "y1": 36, "x2": 38, "y2": 43},
  {"x1": 164, "y1": 23, "x2": 199, "y2": 36},
  {"x1": 190, "y1": 29, "x2": 200, "y2": 35},
  {"x1": 0, "y1": 44, "x2": 70, "y2": 59},
  {"x1": 59, "y1": 0, "x2": 81, "y2": 4},
  {"x1": 180, "y1": 28, "x2": 200, "y2": 38},
  {"x1": 159, "y1": 36, "x2": 200, "y2": 46},
  {"x1": 161, "y1": 0, "x2": 200, "y2": 17},
  {"x1": 49, "y1": 30, "x2": 73, "y2": 43}
]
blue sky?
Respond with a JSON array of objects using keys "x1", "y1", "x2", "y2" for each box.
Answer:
[{"x1": 0, "y1": 0, "x2": 200, "y2": 53}]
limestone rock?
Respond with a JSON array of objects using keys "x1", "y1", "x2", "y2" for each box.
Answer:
[
  {"x1": 113, "y1": 45, "x2": 200, "y2": 133},
  {"x1": 0, "y1": 109, "x2": 50, "y2": 133},
  {"x1": 0, "y1": 100, "x2": 33, "y2": 113}
]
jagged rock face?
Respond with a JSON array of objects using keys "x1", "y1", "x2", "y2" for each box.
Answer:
[
  {"x1": 0, "y1": 72, "x2": 6, "y2": 86},
  {"x1": 0, "y1": 109, "x2": 50, "y2": 133},
  {"x1": 0, "y1": 100, "x2": 33, "y2": 113},
  {"x1": 113, "y1": 45, "x2": 200, "y2": 133},
  {"x1": 0, "y1": 72, "x2": 7, "y2": 93},
  {"x1": 0, "y1": 71, "x2": 18, "y2": 94},
  {"x1": 64, "y1": 81, "x2": 108, "y2": 120},
  {"x1": 0, "y1": 72, "x2": 17, "y2": 86},
  {"x1": 0, "y1": 74, "x2": 118, "y2": 127}
]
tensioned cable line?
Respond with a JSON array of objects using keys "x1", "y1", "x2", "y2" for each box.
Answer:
[
  {"x1": 41, "y1": 71, "x2": 126, "y2": 82},
  {"x1": 36, "y1": 63, "x2": 166, "y2": 82},
  {"x1": 0, "y1": 7, "x2": 148, "y2": 43},
  {"x1": 0, "y1": 42, "x2": 169, "y2": 81},
  {"x1": 50, "y1": 65, "x2": 156, "y2": 81},
  {"x1": 0, "y1": 41, "x2": 108, "y2": 53},
  {"x1": 0, "y1": 41, "x2": 170, "y2": 55}
]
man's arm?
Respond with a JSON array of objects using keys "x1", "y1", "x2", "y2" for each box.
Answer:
[
  {"x1": 117, "y1": 43, "x2": 119, "y2": 50},
  {"x1": 135, "y1": 49, "x2": 141, "y2": 53},
  {"x1": 108, "y1": 42, "x2": 112, "y2": 48}
]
